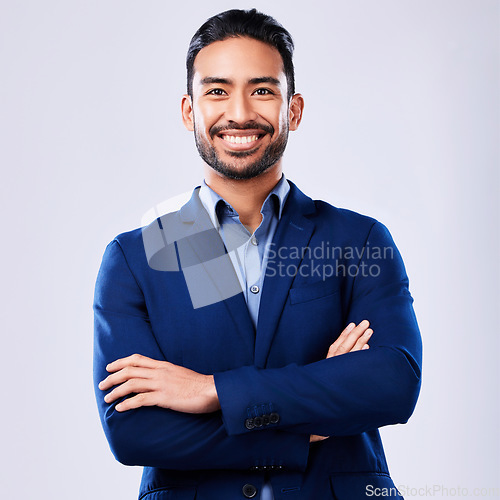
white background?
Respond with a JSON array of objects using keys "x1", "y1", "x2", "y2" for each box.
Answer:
[{"x1": 0, "y1": 1, "x2": 498, "y2": 498}]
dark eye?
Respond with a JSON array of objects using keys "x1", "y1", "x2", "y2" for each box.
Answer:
[
  {"x1": 254, "y1": 88, "x2": 273, "y2": 96},
  {"x1": 207, "y1": 88, "x2": 226, "y2": 96}
]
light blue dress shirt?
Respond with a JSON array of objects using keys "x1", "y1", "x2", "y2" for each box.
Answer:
[{"x1": 198, "y1": 174, "x2": 290, "y2": 500}]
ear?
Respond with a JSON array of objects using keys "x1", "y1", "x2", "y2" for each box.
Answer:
[
  {"x1": 181, "y1": 94, "x2": 194, "y2": 131},
  {"x1": 288, "y1": 93, "x2": 304, "y2": 131}
]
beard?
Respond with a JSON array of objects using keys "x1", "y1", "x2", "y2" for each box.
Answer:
[{"x1": 193, "y1": 120, "x2": 289, "y2": 180}]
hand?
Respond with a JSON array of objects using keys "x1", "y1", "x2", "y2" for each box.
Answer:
[
  {"x1": 98, "y1": 354, "x2": 221, "y2": 414},
  {"x1": 326, "y1": 320, "x2": 373, "y2": 358},
  {"x1": 310, "y1": 320, "x2": 373, "y2": 443}
]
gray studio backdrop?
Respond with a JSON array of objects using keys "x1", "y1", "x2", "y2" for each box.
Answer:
[{"x1": 1, "y1": 1, "x2": 498, "y2": 499}]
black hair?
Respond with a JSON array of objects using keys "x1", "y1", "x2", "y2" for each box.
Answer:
[{"x1": 186, "y1": 9, "x2": 295, "y2": 101}]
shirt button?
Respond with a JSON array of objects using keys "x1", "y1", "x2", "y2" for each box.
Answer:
[
  {"x1": 250, "y1": 285, "x2": 260, "y2": 294},
  {"x1": 242, "y1": 484, "x2": 257, "y2": 498},
  {"x1": 251, "y1": 236, "x2": 258, "y2": 246}
]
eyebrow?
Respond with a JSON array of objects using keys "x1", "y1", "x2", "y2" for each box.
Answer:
[
  {"x1": 199, "y1": 76, "x2": 281, "y2": 87},
  {"x1": 249, "y1": 77, "x2": 281, "y2": 86}
]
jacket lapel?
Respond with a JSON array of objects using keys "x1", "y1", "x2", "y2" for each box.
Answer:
[
  {"x1": 178, "y1": 187, "x2": 256, "y2": 353},
  {"x1": 255, "y1": 182, "x2": 316, "y2": 367}
]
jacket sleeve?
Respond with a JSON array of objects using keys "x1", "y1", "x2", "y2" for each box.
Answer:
[
  {"x1": 93, "y1": 239, "x2": 310, "y2": 471},
  {"x1": 214, "y1": 221, "x2": 422, "y2": 438}
]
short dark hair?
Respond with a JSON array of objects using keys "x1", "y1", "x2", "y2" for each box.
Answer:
[{"x1": 186, "y1": 9, "x2": 295, "y2": 101}]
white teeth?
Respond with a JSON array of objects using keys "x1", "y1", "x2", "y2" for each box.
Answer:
[{"x1": 222, "y1": 135, "x2": 259, "y2": 144}]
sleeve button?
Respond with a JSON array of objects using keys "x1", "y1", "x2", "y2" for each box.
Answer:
[
  {"x1": 253, "y1": 416, "x2": 263, "y2": 427},
  {"x1": 245, "y1": 418, "x2": 255, "y2": 430},
  {"x1": 269, "y1": 412, "x2": 280, "y2": 424}
]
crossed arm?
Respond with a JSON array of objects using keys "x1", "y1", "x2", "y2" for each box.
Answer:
[
  {"x1": 99, "y1": 320, "x2": 373, "y2": 442},
  {"x1": 99, "y1": 320, "x2": 372, "y2": 413},
  {"x1": 94, "y1": 223, "x2": 421, "y2": 469}
]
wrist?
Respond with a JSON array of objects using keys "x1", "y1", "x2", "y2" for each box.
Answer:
[{"x1": 203, "y1": 375, "x2": 221, "y2": 412}]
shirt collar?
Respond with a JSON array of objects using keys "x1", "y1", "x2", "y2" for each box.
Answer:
[{"x1": 199, "y1": 174, "x2": 290, "y2": 230}]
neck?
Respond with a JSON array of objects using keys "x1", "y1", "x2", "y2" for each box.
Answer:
[{"x1": 203, "y1": 163, "x2": 283, "y2": 233}]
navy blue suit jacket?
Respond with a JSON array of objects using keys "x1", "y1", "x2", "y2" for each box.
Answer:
[{"x1": 93, "y1": 181, "x2": 422, "y2": 500}]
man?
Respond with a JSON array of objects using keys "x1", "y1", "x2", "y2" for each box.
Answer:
[{"x1": 93, "y1": 9, "x2": 422, "y2": 500}]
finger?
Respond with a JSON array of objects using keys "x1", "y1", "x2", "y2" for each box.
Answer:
[
  {"x1": 339, "y1": 319, "x2": 370, "y2": 352},
  {"x1": 362, "y1": 344, "x2": 370, "y2": 350},
  {"x1": 106, "y1": 353, "x2": 160, "y2": 373},
  {"x1": 99, "y1": 366, "x2": 153, "y2": 391},
  {"x1": 350, "y1": 329, "x2": 373, "y2": 352},
  {"x1": 338, "y1": 320, "x2": 370, "y2": 353},
  {"x1": 331, "y1": 320, "x2": 370, "y2": 356},
  {"x1": 327, "y1": 323, "x2": 355, "y2": 358},
  {"x1": 328, "y1": 320, "x2": 368, "y2": 356},
  {"x1": 104, "y1": 378, "x2": 159, "y2": 404},
  {"x1": 115, "y1": 392, "x2": 157, "y2": 412},
  {"x1": 336, "y1": 322, "x2": 356, "y2": 343},
  {"x1": 310, "y1": 434, "x2": 329, "y2": 443}
]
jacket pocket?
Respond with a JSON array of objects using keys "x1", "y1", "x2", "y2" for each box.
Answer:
[
  {"x1": 330, "y1": 473, "x2": 403, "y2": 499},
  {"x1": 289, "y1": 278, "x2": 339, "y2": 304},
  {"x1": 139, "y1": 486, "x2": 197, "y2": 500}
]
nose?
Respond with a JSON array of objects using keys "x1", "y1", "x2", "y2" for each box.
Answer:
[{"x1": 225, "y1": 91, "x2": 258, "y2": 125}]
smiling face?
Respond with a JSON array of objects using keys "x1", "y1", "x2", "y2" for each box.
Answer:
[{"x1": 182, "y1": 36, "x2": 303, "y2": 180}]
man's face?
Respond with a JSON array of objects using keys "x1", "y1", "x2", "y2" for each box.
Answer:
[{"x1": 183, "y1": 37, "x2": 298, "y2": 180}]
